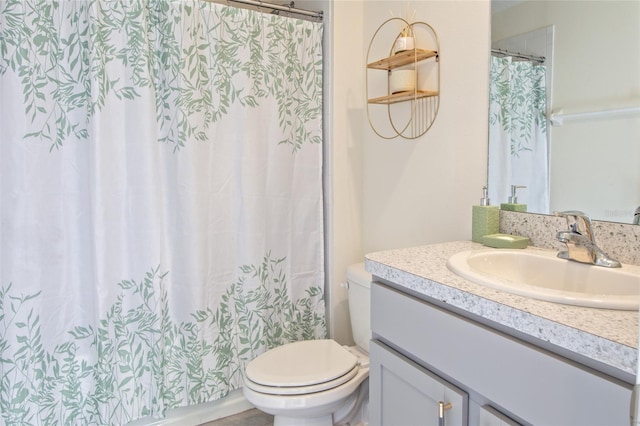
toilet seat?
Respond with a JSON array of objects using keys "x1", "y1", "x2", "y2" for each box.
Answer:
[
  {"x1": 245, "y1": 364, "x2": 360, "y2": 395},
  {"x1": 244, "y1": 340, "x2": 359, "y2": 396}
]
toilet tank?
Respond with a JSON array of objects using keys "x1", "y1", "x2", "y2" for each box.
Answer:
[{"x1": 346, "y1": 263, "x2": 371, "y2": 353}]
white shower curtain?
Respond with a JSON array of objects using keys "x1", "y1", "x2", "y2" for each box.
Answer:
[
  {"x1": 488, "y1": 56, "x2": 548, "y2": 213},
  {"x1": 0, "y1": 1, "x2": 324, "y2": 424}
]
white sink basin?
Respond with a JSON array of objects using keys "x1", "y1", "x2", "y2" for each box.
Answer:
[{"x1": 447, "y1": 248, "x2": 640, "y2": 310}]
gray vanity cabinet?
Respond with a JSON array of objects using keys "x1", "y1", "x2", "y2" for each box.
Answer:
[
  {"x1": 370, "y1": 281, "x2": 632, "y2": 426},
  {"x1": 370, "y1": 340, "x2": 467, "y2": 425}
]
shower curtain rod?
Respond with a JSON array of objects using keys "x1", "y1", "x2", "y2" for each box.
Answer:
[
  {"x1": 206, "y1": 0, "x2": 323, "y2": 20},
  {"x1": 491, "y1": 48, "x2": 545, "y2": 64}
]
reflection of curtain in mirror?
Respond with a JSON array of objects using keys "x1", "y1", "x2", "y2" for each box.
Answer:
[{"x1": 488, "y1": 56, "x2": 548, "y2": 213}]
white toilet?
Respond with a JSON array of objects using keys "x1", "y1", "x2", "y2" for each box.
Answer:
[{"x1": 243, "y1": 263, "x2": 371, "y2": 426}]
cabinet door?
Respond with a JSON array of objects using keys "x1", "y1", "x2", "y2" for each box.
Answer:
[
  {"x1": 370, "y1": 340, "x2": 468, "y2": 426},
  {"x1": 478, "y1": 405, "x2": 521, "y2": 426}
]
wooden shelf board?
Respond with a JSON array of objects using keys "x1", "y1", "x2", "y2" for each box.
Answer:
[
  {"x1": 367, "y1": 49, "x2": 438, "y2": 70},
  {"x1": 368, "y1": 90, "x2": 439, "y2": 105}
]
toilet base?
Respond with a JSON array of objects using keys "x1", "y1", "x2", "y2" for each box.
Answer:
[
  {"x1": 333, "y1": 377, "x2": 369, "y2": 426},
  {"x1": 265, "y1": 381, "x2": 369, "y2": 426},
  {"x1": 255, "y1": 390, "x2": 357, "y2": 426},
  {"x1": 273, "y1": 415, "x2": 368, "y2": 426},
  {"x1": 273, "y1": 414, "x2": 333, "y2": 426}
]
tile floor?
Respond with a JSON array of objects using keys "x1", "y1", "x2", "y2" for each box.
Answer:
[{"x1": 200, "y1": 408, "x2": 273, "y2": 426}]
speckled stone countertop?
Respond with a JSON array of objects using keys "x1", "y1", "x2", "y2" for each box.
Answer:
[{"x1": 365, "y1": 241, "x2": 639, "y2": 378}]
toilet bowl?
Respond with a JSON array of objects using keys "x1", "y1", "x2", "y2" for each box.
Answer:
[
  {"x1": 243, "y1": 340, "x2": 369, "y2": 426},
  {"x1": 243, "y1": 263, "x2": 371, "y2": 426}
]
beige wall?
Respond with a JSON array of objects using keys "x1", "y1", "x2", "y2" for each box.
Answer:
[
  {"x1": 327, "y1": 0, "x2": 491, "y2": 344},
  {"x1": 362, "y1": 0, "x2": 491, "y2": 254},
  {"x1": 326, "y1": 0, "x2": 366, "y2": 344}
]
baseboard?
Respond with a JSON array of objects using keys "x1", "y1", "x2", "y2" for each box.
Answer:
[{"x1": 127, "y1": 389, "x2": 254, "y2": 425}]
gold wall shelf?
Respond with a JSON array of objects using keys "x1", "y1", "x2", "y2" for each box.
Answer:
[
  {"x1": 368, "y1": 90, "x2": 438, "y2": 105},
  {"x1": 367, "y1": 49, "x2": 437, "y2": 70},
  {"x1": 366, "y1": 18, "x2": 441, "y2": 140}
]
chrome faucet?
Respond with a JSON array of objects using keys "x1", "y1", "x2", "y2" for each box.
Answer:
[{"x1": 555, "y1": 210, "x2": 621, "y2": 268}]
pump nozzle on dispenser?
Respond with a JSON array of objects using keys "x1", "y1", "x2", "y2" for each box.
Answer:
[
  {"x1": 501, "y1": 185, "x2": 527, "y2": 212},
  {"x1": 480, "y1": 186, "x2": 490, "y2": 206},
  {"x1": 508, "y1": 185, "x2": 526, "y2": 203}
]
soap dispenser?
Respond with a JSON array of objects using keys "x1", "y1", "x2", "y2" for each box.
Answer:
[
  {"x1": 472, "y1": 186, "x2": 499, "y2": 243},
  {"x1": 500, "y1": 185, "x2": 527, "y2": 212}
]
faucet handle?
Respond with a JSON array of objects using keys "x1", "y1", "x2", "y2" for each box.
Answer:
[
  {"x1": 555, "y1": 210, "x2": 587, "y2": 220},
  {"x1": 554, "y1": 210, "x2": 594, "y2": 239}
]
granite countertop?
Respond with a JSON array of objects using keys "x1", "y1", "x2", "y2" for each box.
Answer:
[{"x1": 365, "y1": 241, "x2": 639, "y2": 378}]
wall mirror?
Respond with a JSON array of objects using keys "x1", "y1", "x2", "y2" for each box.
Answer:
[{"x1": 489, "y1": 0, "x2": 640, "y2": 223}]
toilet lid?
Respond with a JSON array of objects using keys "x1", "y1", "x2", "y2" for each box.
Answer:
[
  {"x1": 244, "y1": 364, "x2": 359, "y2": 395},
  {"x1": 245, "y1": 340, "x2": 358, "y2": 388}
]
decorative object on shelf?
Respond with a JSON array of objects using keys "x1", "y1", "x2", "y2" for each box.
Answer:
[
  {"x1": 389, "y1": 69, "x2": 416, "y2": 93},
  {"x1": 366, "y1": 16, "x2": 440, "y2": 139},
  {"x1": 393, "y1": 36, "x2": 415, "y2": 54},
  {"x1": 392, "y1": 9, "x2": 415, "y2": 54}
]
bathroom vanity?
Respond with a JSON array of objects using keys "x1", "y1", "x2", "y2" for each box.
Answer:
[{"x1": 365, "y1": 241, "x2": 638, "y2": 425}]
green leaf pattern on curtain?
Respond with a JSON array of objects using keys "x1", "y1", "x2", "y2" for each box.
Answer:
[
  {"x1": 0, "y1": 255, "x2": 324, "y2": 424},
  {"x1": 488, "y1": 56, "x2": 546, "y2": 157},
  {"x1": 0, "y1": 0, "x2": 322, "y2": 151},
  {"x1": 0, "y1": 0, "x2": 325, "y2": 424}
]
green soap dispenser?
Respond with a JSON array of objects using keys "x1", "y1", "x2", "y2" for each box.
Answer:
[
  {"x1": 472, "y1": 186, "x2": 499, "y2": 243},
  {"x1": 500, "y1": 185, "x2": 527, "y2": 212}
]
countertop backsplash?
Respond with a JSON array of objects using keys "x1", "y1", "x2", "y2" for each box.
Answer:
[{"x1": 499, "y1": 211, "x2": 640, "y2": 266}]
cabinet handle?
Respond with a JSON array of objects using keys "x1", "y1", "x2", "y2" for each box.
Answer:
[{"x1": 438, "y1": 401, "x2": 452, "y2": 426}]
